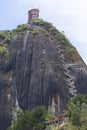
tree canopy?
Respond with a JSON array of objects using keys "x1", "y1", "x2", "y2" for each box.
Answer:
[
  {"x1": 67, "y1": 94, "x2": 87, "y2": 130},
  {"x1": 8, "y1": 106, "x2": 47, "y2": 130}
]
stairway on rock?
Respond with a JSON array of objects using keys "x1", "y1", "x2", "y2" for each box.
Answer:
[{"x1": 56, "y1": 43, "x2": 77, "y2": 98}]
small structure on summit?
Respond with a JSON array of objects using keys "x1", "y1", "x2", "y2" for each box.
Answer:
[{"x1": 28, "y1": 9, "x2": 39, "y2": 23}]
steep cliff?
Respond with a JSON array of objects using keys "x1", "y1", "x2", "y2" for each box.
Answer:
[
  {"x1": 0, "y1": 31, "x2": 15, "y2": 130},
  {"x1": 0, "y1": 19, "x2": 87, "y2": 130}
]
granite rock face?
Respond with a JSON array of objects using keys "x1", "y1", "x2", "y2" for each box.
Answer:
[
  {"x1": 0, "y1": 21, "x2": 87, "y2": 130},
  {"x1": 0, "y1": 49, "x2": 15, "y2": 130},
  {"x1": 10, "y1": 31, "x2": 67, "y2": 111}
]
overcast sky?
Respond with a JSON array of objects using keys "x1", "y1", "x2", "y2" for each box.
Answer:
[{"x1": 0, "y1": 0, "x2": 87, "y2": 64}]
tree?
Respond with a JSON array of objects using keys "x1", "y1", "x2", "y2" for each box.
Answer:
[
  {"x1": 80, "y1": 103, "x2": 87, "y2": 130},
  {"x1": 71, "y1": 94, "x2": 87, "y2": 105},
  {"x1": 67, "y1": 101, "x2": 81, "y2": 126},
  {"x1": 7, "y1": 108, "x2": 23, "y2": 130},
  {"x1": 8, "y1": 106, "x2": 47, "y2": 130},
  {"x1": 67, "y1": 94, "x2": 87, "y2": 128}
]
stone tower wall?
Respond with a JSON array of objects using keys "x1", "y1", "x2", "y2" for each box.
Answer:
[{"x1": 28, "y1": 9, "x2": 39, "y2": 23}]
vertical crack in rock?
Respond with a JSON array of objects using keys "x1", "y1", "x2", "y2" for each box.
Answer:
[
  {"x1": 23, "y1": 31, "x2": 29, "y2": 51},
  {"x1": 27, "y1": 45, "x2": 34, "y2": 109}
]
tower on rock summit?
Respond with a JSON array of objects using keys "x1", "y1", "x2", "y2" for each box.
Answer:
[{"x1": 28, "y1": 9, "x2": 39, "y2": 23}]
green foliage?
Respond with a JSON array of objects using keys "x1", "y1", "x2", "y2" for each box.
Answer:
[
  {"x1": 0, "y1": 19, "x2": 80, "y2": 62},
  {"x1": 0, "y1": 18, "x2": 81, "y2": 63},
  {"x1": 29, "y1": 27, "x2": 39, "y2": 37},
  {"x1": 7, "y1": 108, "x2": 23, "y2": 130},
  {"x1": 33, "y1": 19, "x2": 69, "y2": 43},
  {"x1": 15, "y1": 24, "x2": 28, "y2": 32},
  {"x1": 33, "y1": 19, "x2": 60, "y2": 39},
  {"x1": 71, "y1": 94, "x2": 87, "y2": 105},
  {"x1": 33, "y1": 19, "x2": 52, "y2": 28},
  {"x1": 4, "y1": 32, "x2": 12, "y2": 44},
  {"x1": 67, "y1": 94, "x2": 87, "y2": 129},
  {"x1": 33, "y1": 19, "x2": 79, "y2": 62},
  {"x1": 0, "y1": 46, "x2": 9, "y2": 58},
  {"x1": 45, "y1": 113, "x2": 53, "y2": 119},
  {"x1": 0, "y1": 31, "x2": 14, "y2": 45},
  {"x1": 80, "y1": 103, "x2": 87, "y2": 129},
  {"x1": 0, "y1": 32, "x2": 6, "y2": 40},
  {"x1": 33, "y1": 19, "x2": 46, "y2": 25},
  {"x1": 8, "y1": 106, "x2": 47, "y2": 130},
  {"x1": 67, "y1": 101, "x2": 81, "y2": 126},
  {"x1": 0, "y1": 24, "x2": 29, "y2": 46},
  {"x1": 0, "y1": 32, "x2": 10, "y2": 63},
  {"x1": 58, "y1": 123, "x2": 80, "y2": 130},
  {"x1": 65, "y1": 47, "x2": 79, "y2": 62}
]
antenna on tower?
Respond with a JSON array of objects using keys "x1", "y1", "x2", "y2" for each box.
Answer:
[
  {"x1": 37, "y1": 4, "x2": 39, "y2": 10},
  {"x1": 30, "y1": 4, "x2": 33, "y2": 9}
]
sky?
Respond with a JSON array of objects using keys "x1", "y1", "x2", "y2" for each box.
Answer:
[{"x1": 0, "y1": 0, "x2": 87, "y2": 64}]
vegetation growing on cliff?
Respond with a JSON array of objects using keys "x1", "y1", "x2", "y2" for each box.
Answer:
[
  {"x1": 7, "y1": 95, "x2": 87, "y2": 130},
  {"x1": 0, "y1": 46, "x2": 9, "y2": 58},
  {"x1": 0, "y1": 31, "x2": 14, "y2": 45},
  {"x1": 8, "y1": 106, "x2": 47, "y2": 130},
  {"x1": 49, "y1": 94, "x2": 87, "y2": 130},
  {"x1": 32, "y1": 19, "x2": 80, "y2": 62},
  {"x1": 64, "y1": 94, "x2": 87, "y2": 130},
  {"x1": 0, "y1": 19, "x2": 82, "y2": 63}
]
